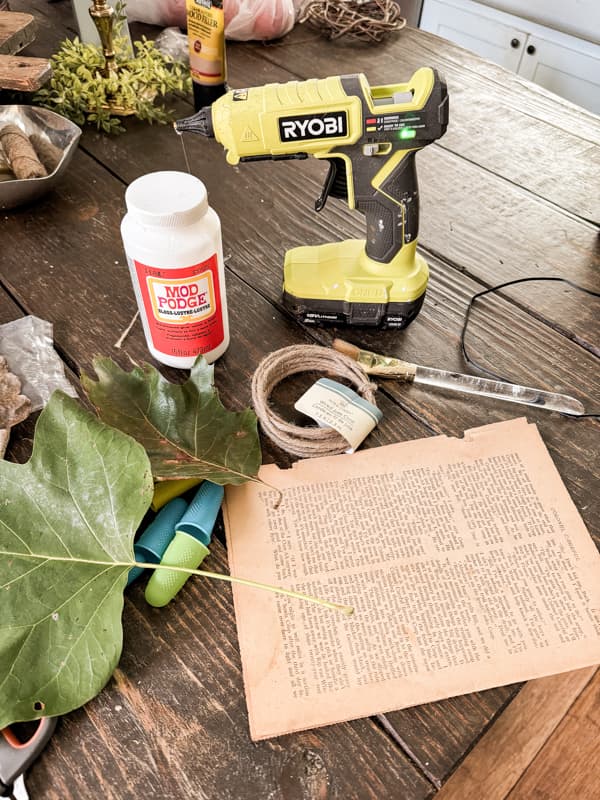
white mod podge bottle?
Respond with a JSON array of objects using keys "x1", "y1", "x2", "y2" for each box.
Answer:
[{"x1": 121, "y1": 171, "x2": 229, "y2": 368}]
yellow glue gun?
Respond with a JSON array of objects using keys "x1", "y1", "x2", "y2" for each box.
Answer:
[{"x1": 175, "y1": 69, "x2": 448, "y2": 328}]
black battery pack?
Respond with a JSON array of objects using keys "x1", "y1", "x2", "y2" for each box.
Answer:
[{"x1": 282, "y1": 292, "x2": 426, "y2": 329}]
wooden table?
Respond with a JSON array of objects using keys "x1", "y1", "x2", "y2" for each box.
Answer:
[{"x1": 3, "y1": 2, "x2": 599, "y2": 798}]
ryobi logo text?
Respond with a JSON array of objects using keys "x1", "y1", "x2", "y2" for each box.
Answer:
[
  {"x1": 279, "y1": 112, "x2": 348, "y2": 142},
  {"x1": 147, "y1": 272, "x2": 215, "y2": 324}
]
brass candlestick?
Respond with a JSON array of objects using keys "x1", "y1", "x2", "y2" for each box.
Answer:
[
  {"x1": 87, "y1": 0, "x2": 142, "y2": 115},
  {"x1": 89, "y1": 0, "x2": 117, "y2": 78}
]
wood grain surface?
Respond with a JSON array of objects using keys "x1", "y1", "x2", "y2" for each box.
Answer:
[
  {"x1": 507, "y1": 670, "x2": 600, "y2": 800},
  {"x1": 2, "y1": 1, "x2": 599, "y2": 797},
  {"x1": 254, "y1": 25, "x2": 600, "y2": 223},
  {"x1": 25, "y1": 544, "x2": 434, "y2": 800},
  {"x1": 435, "y1": 667, "x2": 597, "y2": 800}
]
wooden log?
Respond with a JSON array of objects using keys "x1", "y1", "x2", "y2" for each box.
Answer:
[
  {"x1": 0, "y1": 53, "x2": 50, "y2": 90},
  {"x1": 0, "y1": 11, "x2": 35, "y2": 55}
]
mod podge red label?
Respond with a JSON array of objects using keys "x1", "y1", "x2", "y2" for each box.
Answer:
[{"x1": 134, "y1": 255, "x2": 224, "y2": 358}]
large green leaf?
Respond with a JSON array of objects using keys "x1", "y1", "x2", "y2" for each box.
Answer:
[
  {"x1": 82, "y1": 357, "x2": 261, "y2": 484},
  {"x1": 0, "y1": 392, "x2": 153, "y2": 727}
]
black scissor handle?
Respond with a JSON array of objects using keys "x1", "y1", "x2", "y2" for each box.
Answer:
[{"x1": 0, "y1": 717, "x2": 57, "y2": 790}]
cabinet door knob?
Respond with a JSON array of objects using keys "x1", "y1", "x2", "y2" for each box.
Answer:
[
  {"x1": 510, "y1": 38, "x2": 520, "y2": 48},
  {"x1": 527, "y1": 44, "x2": 536, "y2": 55}
]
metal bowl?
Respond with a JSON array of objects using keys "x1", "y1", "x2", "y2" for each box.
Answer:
[{"x1": 0, "y1": 105, "x2": 81, "y2": 211}]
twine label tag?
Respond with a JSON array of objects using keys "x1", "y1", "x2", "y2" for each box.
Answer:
[{"x1": 295, "y1": 378, "x2": 382, "y2": 453}]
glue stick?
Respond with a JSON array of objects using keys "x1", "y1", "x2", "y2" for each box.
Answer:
[{"x1": 121, "y1": 171, "x2": 229, "y2": 368}]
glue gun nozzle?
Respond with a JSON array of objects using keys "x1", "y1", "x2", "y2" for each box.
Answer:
[{"x1": 173, "y1": 107, "x2": 215, "y2": 138}]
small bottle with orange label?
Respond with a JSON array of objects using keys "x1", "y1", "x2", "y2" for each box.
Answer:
[
  {"x1": 185, "y1": 0, "x2": 227, "y2": 112},
  {"x1": 121, "y1": 171, "x2": 229, "y2": 368}
]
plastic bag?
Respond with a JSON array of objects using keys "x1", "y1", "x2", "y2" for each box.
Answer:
[
  {"x1": 154, "y1": 26, "x2": 189, "y2": 63},
  {"x1": 126, "y1": 0, "x2": 297, "y2": 41},
  {"x1": 0, "y1": 316, "x2": 77, "y2": 412},
  {"x1": 225, "y1": 0, "x2": 296, "y2": 41},
  {"x1": 126, "y1": 0, "x2": 186, "y2": 27}
]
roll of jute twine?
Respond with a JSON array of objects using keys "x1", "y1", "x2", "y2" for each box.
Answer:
[{"x1": 251, "y1": 345, "x2": 378, "y2": 458}]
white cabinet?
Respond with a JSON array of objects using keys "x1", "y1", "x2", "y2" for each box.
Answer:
[
  {"x1": 420, "y1": 0, "x2": 600, "y2": 115},
  {"x1": 420, "y1": 0, "x2": 528, "y2": 71},
  {"x1": 517, "y1": 33, "x2": 600, "y2": 114}
]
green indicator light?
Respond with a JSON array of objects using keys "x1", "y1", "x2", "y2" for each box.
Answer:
[{"x1": 400, "y1": 128, "x2": 416, "y2": 139}]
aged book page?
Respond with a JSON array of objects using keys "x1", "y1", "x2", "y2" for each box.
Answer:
[{"x1": 223, "y1": 418, "x2": 600, "y2": 741}]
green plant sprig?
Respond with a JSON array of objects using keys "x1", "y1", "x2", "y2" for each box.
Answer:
[{"x1": 35, "y1": 36, "x2": 191, "y2": 134}]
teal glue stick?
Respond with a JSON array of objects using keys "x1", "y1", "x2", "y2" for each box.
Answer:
[{"x1": 127, "y1": 497, "x2": 187, "y2": 586}]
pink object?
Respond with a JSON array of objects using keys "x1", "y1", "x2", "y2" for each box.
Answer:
[
  {"x1": 126, "y1": 0, "x2": 297, "y2": 41},
  {"x1": 226, "y1": 0, "x2": 295, "y2": 40}
]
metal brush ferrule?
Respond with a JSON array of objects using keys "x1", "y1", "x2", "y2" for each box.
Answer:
[{"x1": 354, "y1": 350, "x2": 417, "y2": 381}]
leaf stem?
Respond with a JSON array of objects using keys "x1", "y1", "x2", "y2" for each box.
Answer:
[
  {"x1": 133, "y1": 561, "x2": 352, "y2": 615},
  {"x1": 247, "y1": 476, "x2": 283, "y2": 507},
  {"x1": 2, "y1": 551, "x2": 352, "y2": 616}
]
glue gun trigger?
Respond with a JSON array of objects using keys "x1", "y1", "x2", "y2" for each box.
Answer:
[
  {"x1": 315, "y1": 159, "x2": 337, "y2": 212},
  {"x1": 315, "y1": 158, "x2": 348, "y2": 212}
]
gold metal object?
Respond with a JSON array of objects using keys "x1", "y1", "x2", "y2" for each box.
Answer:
[
  {"x1": 332, "y1": 339, "x2": 417, "y2": 380},
  {"x1": 89, "y1": 0, "x2": 117, "y2": 78},
  {"x1": 87, "y1": 0, "x2": 141, "y2": 115}
]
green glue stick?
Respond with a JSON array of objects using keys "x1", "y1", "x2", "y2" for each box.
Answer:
[
  {"x1": 151, "y1": 478, "x2": 202, "y2": 511},
  {"x1": 145, "y1": 481, "x2": 224, "y2": 607}
]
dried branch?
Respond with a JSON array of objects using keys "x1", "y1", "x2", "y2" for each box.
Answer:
[{"x1": 299, "y1": 0, "x2": 406, "y2": 42}]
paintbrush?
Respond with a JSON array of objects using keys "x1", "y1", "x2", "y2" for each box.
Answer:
[{"x1": 332, "y1": 339, "x2": 585, "y2": 416}]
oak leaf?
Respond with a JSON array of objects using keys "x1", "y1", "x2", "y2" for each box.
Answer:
[{"x1": 82, "y1": 357, "x2": 261, "y2": 484}]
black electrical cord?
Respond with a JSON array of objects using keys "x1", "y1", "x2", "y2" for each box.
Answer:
[{"x1": 459, "y1": 276, "x2": 600, "y2": 419}]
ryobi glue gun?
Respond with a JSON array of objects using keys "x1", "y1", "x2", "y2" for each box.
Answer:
[{"x1": 175, "y1": 69, "x2": 448, "y2": 328}]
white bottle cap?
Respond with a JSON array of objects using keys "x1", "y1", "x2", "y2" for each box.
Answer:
[{"x1": 125, "y1": 171, "x2": 209, "y2": 228}]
